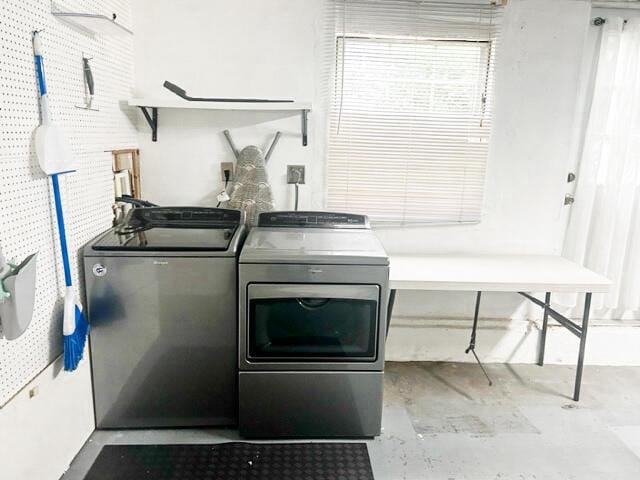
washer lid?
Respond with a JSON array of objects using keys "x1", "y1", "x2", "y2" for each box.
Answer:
[
  {"x1": 240, "y1": 227, "x2": 389, "y2": 265},
  {"x1": 92, "y1": 207, "x2": 242, "y2": 252}
]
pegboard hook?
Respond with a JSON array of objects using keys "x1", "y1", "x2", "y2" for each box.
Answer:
[
  {"x1": 0, "y1": 251, "x2": 38, "y2": 340},
  {"x1": 0, "y1": 247, "x2": 11, "y2": 301}
]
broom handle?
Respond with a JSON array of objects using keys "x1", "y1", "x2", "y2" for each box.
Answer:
[
  {"x1": 35, "y1": 33, "x2": 72, "y2": 289},
  {"x1": 51, "y1": 174, "x2": 72, "y2": 288},
  {"x1": 33, "y1": 31, "x2": 51, "y2": 125}
]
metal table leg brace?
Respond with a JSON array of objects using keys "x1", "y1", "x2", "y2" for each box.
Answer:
[
  {"x1": 386, "y1": 289, "x2": 495, "y2": 386},
  {"x1": 465, "y1": 291, "x2": 493, "y2": 386},
  {"x1": 519, "y1": 291, "x2": 592, "y2": 401},
  {"x1": 386, "y1": 288, "x2": 593, "y2": 401}
]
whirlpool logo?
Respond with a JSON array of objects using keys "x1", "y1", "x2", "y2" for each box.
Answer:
[{"x1": 92, "y1": 264, "x2": 107, "y2": 277}]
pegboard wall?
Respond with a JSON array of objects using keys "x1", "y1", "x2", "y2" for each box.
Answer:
[{"x1": 0, "y1": 0, "x2": 138, "y2": 406}]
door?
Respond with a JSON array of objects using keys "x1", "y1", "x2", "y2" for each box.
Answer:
[{"x1": 246, "y1": 284, "x2": 380, "y2": 363}]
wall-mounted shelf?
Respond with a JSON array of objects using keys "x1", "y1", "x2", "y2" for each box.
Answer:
[
  {"x1": 128, "y1": 98, "x2": 312, "y2": 145},
  {"x1": 51, "y1": 2, "x2": 133, "y2": 36}
]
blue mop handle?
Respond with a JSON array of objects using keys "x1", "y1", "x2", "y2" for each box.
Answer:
[{"x1": 51, "y1": 174, "x2": 72, "y2": 288}]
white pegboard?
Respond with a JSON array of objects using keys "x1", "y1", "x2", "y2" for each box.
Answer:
[{"x1": 0, "y1": 0, "x2": 138, "y2": 405}]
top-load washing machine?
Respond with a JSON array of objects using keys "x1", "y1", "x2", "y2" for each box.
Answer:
[
  {"x1": 238, "y1": 211, "x2": 389, "y2": 438},
  {"x1": 84, "y1": 207, "x2": 246, "y2": 428}
]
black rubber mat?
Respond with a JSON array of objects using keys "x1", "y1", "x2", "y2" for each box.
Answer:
[{"x1": 84, "y1": 442, "x2": 374, "y2": 480}]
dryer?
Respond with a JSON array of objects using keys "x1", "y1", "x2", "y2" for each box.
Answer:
[{"x1": 238, "y1": 211, "x2": 389, "y2": 438}]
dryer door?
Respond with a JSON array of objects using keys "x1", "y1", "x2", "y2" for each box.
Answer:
[{"x1": 246, "y1": 284, "x2": 380, "y2": 364}]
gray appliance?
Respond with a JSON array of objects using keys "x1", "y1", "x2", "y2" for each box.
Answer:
[
  {"x1": 83, "y1": 207, "x2": 246, "y2": 429},
  {"x1": 238, "y1": 211, "x2": 389, "y2": 438}
]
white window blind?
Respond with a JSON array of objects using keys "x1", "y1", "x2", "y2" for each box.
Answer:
[{"x1": 325, "y1": 0, "x2": 502, "y2": 225}]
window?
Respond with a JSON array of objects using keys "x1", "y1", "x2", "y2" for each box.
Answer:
[{"x1": 324, "y1": 1, "x2": 502, "y2": 225}]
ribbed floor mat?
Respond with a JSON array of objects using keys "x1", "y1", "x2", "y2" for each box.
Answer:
[{"x1": 84, "y1": 442, "x2": 374, "y2": 480}]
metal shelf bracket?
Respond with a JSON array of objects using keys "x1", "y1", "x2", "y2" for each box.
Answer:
[
  {"x1": 138, "y1": 106, "x2": 158, "y2": 142},
  {"x1": 137, "y1": 106, "x2": 309, "y2": 146}
]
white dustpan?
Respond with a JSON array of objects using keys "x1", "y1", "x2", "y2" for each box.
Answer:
[{"x1": 33, "y1": 31, "x2": 75, "y2": 175}]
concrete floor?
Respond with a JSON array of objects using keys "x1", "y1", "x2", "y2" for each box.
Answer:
[{"x1": 62, "y1": 362, "x2": 640, "y2": 480}]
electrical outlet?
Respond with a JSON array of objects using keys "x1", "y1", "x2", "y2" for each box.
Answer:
[
  {"x1": 287, "y1": 165, "x2": 306, "y2": 184},
  {"x1": 220, "y1": 162, "x2": 234, "y2": 182}
]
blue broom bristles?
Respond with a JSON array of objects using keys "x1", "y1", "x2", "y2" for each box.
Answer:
[{"x1": 63, "y1": 305, "x2": 89, "y2": 371}]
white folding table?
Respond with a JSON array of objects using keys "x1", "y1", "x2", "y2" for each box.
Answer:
[{"x1": 387, "y1": 254, "x2": 612, "y2": 401}]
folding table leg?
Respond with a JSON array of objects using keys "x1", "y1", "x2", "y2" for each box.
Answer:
[
  {"x1": 466, "y1": 291, "x2": 482, "y2": 353},
  {"x1": 537, "y1": 292, "x2": 551, "y2": 366},
  {"x1": 465, "y1": 291, "x2": 492, "y2": 386},
  {"x1": 573, "y1": 292, "x2": 592, "y2": 401}
]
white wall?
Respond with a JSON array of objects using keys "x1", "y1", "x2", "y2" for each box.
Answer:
[
  {"x1": 0, "y1": 0, "x2": 137, "y2": 477},
  {"x1": 133, "y1": 0, "x2": 588, "y2": 252},
  {"x1": 132, "y1": 0, "x2": 638, "y2": 364},
  {"x1": 132, "y1": 0, "x2": 324, "y2": 211},
  {"x1": 0, "y1": 357, "x2": 94, "y2": 480},
  {"x1": 378, "y1": 0, "x2": 590, "y2": 255}
]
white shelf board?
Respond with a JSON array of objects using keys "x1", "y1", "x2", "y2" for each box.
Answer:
[
  {"x1": 51, "y1": 2, "x2": 133, "y2": 36},
  {"x1": 128, "y1": 98, "x2": 312, "y2": 111}
]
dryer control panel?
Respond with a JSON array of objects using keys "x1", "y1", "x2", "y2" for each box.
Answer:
[{"x1": 258, "y1": 211, "x2": 369, "y2": 229}]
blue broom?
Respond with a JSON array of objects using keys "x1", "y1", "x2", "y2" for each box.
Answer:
[
  {"x1": 33, "y1": 31, "x2": 88, "y2": 371},
  {"x1": 52, "y1": 174, "x2": 89, "y2": 371}
]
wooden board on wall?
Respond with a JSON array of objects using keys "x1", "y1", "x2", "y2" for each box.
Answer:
[{"x1": 111, "y1": 148, "x2": 142, "y2": 199}]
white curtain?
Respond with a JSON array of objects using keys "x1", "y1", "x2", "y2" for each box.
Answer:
[{"x1": 563, "y1": 18, "x2": 640, "y2": 315}]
